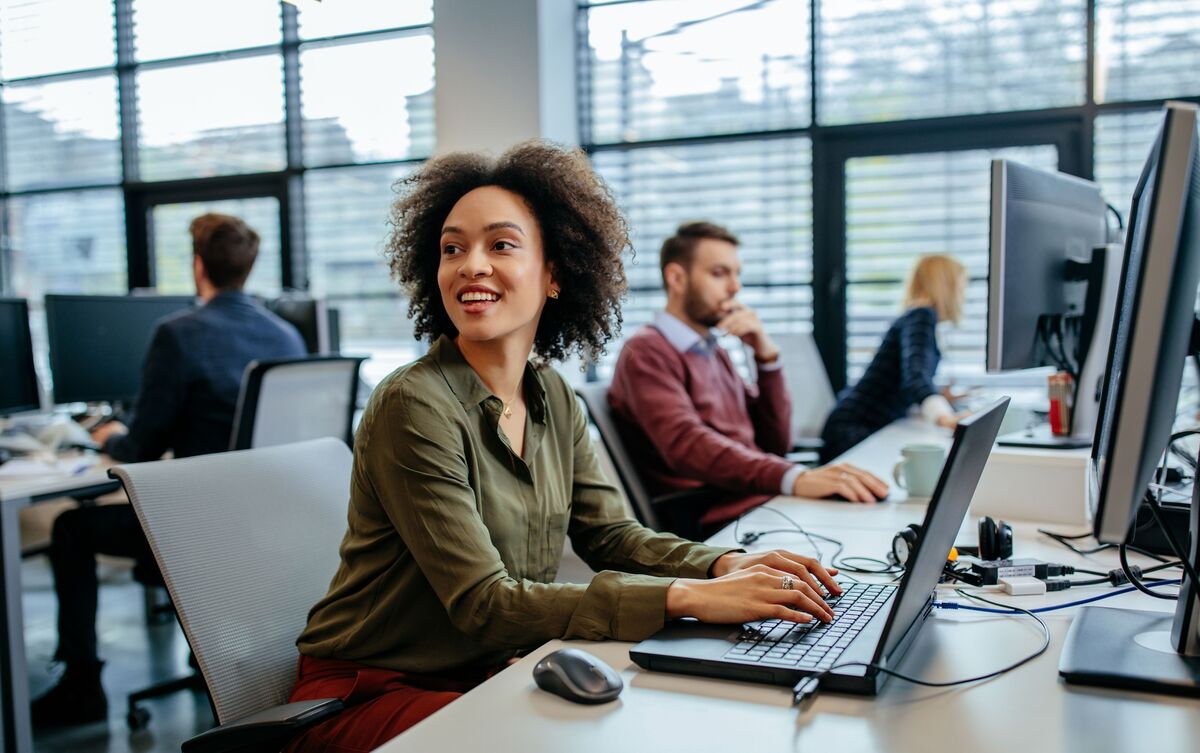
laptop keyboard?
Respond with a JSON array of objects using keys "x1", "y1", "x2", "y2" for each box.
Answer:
[{"x1": 722, "y1": 583, "x2": 895, "y2": 671}]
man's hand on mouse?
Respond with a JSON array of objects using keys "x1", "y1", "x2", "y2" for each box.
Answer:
[
  {"x1": 90, "y1": 421, "x2": 128, "y2": 446},
  {"x1": 666, "y1": 552, "x2": 840, "y2": 625},
  {"x1": 792, "y1": 463, "x2": 888, "y2": 503}
]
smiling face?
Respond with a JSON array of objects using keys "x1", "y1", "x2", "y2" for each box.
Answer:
[{"x1": 438, "y1": 185, "x2": 556, "y2": 349}]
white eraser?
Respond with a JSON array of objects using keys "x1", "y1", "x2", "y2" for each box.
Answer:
[{"x1": 1000, "y1": 576, "x2": 1046, "y2": 596}]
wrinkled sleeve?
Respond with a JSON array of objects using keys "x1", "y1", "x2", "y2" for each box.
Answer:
[
  {"x1": 744, "y1": 356, "x2": 792, "y2": 456},
  {"x1": 898, "y1": 310, "x2": 939, "y2": 407},
  {"x1": 564, "y1": 381, "x2": 737, "y2": 588},
  {"x1": 370, "y1": 388, "x2": 705, "y2": 648}
]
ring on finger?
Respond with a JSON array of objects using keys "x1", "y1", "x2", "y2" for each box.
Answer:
[
  {"x1": 780, "y1": 575, "x2": 794, "y2": 591},
  {"x1": 839, "y1": 471, "x2": 851, "y2": 481}
]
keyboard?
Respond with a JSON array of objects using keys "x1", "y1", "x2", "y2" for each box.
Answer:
[{"x1": 722, "y1": 583, "x2": 895, "y2": 671}]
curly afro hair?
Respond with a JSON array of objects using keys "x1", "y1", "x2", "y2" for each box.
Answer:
[{"x1": 385, "y1": 140, "x2": 630, "y2": 363}]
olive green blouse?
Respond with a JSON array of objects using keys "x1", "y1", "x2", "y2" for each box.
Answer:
[{"x1": 296, "y1": 335, "x2": 736, "y2": 673}]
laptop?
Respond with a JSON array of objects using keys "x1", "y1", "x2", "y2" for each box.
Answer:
[{"x1": 631, "y1": 397, "x2": 1010, "y2": 696}]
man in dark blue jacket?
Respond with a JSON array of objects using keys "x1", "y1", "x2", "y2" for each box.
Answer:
[{"x1": 32, "y1": 214, "x2": 306, "y2": 728}]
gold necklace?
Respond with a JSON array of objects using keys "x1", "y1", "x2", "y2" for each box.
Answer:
[{"x1": 501, "y1": 388, "x2": 520, "y2": 419}]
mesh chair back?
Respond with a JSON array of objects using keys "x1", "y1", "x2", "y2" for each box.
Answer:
[
  {"x1": 230, "y1": 356, "x2": 365, "y2": 450},
  {"x1": 109, "y1": 438, "x2": 351, "y2": 725},
  {"x1": 775, "y1": 332, "x2": 836, "y2": 441},
  {"x1": 574, "y1": 382, "x2": 660, "y2": 529}
]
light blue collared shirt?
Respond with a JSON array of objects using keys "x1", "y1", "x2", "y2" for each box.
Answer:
[
  {"x1": 653, "y1": 311, "x2": 718, "y2": 356},
  {"x1": 652, "y1": 311, "x2": 801, "y2": 496}
]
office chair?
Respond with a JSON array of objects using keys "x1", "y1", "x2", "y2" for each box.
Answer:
[
  {"x1": 574, "y1": 383, "x2": 719, "y2": 540},
  {"x1": 230, "y1": 355, "x2": 366, "y2": 450},
  {"x1": 772, "y1": 331, "x2": 835, "y2": 463},
  {"x1": 109, "y1": 438, "x2": 351, "y2": 753},
  {"x1": 123, "y1": 356, "x2": 362, "y2": 730}
]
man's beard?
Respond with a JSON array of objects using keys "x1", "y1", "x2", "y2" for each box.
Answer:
[{"x1": 683, "y1": 287, "x2": 722, "y2": 328}]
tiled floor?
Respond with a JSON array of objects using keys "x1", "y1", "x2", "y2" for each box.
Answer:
[{"x1": 21, "y1": 503, "x2": 214, "y2": 753}]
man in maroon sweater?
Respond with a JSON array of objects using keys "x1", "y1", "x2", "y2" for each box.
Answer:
[{"x1": 609, "y1": 222, "x2": 887, "y2": 532}]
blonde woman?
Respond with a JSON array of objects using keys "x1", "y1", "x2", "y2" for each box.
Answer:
[{"x1": 819, "y1": 254, "x2": 969, "y2": 463}]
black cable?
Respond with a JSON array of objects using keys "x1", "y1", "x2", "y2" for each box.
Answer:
[
  {"x1": 1038, "y1": 527, "x2": 1170, "y2": 563},
  {"x1": 796, "y1": 589, "x2": 1050, "y2": 697},
  {"x1": 1145, "y1": 499, "x2": 1200, "y2": 589},
  {"x1": 1119, "y1": 544, "x2": 1177, "y2": 600},
  {"x1": 1038, "y1": 528, "x2": 1113, "y2": 556},
  {"x1": 1106, "y1": 201, "x2": 1125, "y2": 231},
  {"x1": 733, "y1": 507, "x2": 905, "y2": 580}
]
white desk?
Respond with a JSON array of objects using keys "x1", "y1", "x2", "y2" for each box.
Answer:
[
  {"x1": 0, "y1": 462, "x2": 120, "y2": 753},
  {"x1": 375, "y1": 423, "x2": 1199, "y2": 753}
]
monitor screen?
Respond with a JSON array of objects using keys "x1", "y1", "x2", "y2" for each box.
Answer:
[
  {"x1": 0, "y1": 298, "x2": 40, "y2": 414},
  {"x1": 45, "y1": 294, "x2": 197, "y2": 405},
  {"x1": 265, "y1": 295, "x2": 337, "y2": 355},
  {"x1": 1089, "y1": 103, "x2": 1200, "y2": 544},
  {"x1": 987, "y1": 160, "x2": 1109, "y2": 372}
]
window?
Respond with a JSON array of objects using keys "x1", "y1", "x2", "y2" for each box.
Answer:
[
  {"x1": 844, "y1": 145, "x2": 1059, "y2": 381},
  {"x1": 584, "y1": 0, "x2": 811, "y2": 143},
  {"x1": 0, "y1": 1, "x2": 438, "y2": 386},
  {"x1": 136, "y1": 56, "x2": 287, "y2": 181},
  {"x1": 131, "y1": 0, "x2": 281, "y2": 61},
  {"x1": 591, "y1": 136, "x2": 813, "y2": 377},
  {"x1": 5, "y1": 189, "x2": 127, "y2": 300},
  {"x1": 1095, "y1": 0, "x2": 1200, "y2": 104},
  {"x1": 1094, "y1": 108, "x2": 1164, "y2": 217},
  {"x1": 1, "y1": 75, "x2": 121, "y2": 191},
  {"x1": 0, "y1": 0, "x2": 115, "y2": 79},
  {"x1": 297, "y1": 1, "x2": 432, "y2": 38},
  {"x1": 304, "y1": 164, "x2": 418, "y2": 380},
  {"x1": 818, "y1": 0, "x2": 1087, "y2": 125},
  {"x1": 299, "y1": 33, "x2": 435, "y2": 166},
  {"x1": 150, "y1": 198, "x2": 282, "y2": 297},
  {"x1": 580, "y1": 0, "x2": 1197, "y2": 390}
]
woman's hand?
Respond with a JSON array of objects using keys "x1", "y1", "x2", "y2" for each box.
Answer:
[
  {"x1": 710, "y1": 550, "x2": 840, "y2": 593},
  {"x1": 666, "y1": 562, "x2": 836, "y2": 625},
  {"x1": 792, "y1": 463, "x2": 889, "y2": 503}
]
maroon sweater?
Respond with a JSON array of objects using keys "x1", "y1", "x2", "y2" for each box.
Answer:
[{"x1": 608, "y1": 325, "x2": 793, "y2": 525}]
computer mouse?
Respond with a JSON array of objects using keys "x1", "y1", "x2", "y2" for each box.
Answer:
[{"x1": 532, "y1": 648, "x2": 623, "y2": 704}]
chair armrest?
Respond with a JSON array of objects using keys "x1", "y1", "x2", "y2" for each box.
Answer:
[{"x1": 182, "y1": 698, "x2": 344, "y2": 753}]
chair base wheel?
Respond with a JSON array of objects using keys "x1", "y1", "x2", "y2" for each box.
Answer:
[{"x1": 127, "y1": 706, "x2": 151, "y2": 730}]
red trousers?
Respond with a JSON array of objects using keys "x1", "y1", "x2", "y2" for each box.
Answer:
[{"x1": 281, "y1": 655, "x2": 501, "y2": 753}]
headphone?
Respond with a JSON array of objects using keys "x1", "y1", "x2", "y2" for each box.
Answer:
[{"x1": 889, "y1": 516, "x2": 1013, "y2": 568}]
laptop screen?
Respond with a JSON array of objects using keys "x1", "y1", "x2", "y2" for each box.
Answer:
[{"x1": 872, "y1": 398, "x2": 1010, "y2": 666}]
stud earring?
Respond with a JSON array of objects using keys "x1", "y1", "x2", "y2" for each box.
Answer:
[{"x1": 548, "y1": 289, "x2": 560, "y2": 300}]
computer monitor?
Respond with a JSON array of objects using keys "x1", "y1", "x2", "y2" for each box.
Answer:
[
  {"x1": 988, "y1": 161, "x2": 1117, "y2": 445},
  {"x1": 0, "y1": 298, "x2": 41, "y2": 415},
  {"x1": 988, "y1": 160, "x2": 1110, "y2": 371},
  {"x1": 45, "y1": 294, "x2": 196, "y2": 405},
  {"x1": 1058, "y1": 101, "x2": 1200, "y2": 696},
  {"x1": 265, "y1": 294, "x2": 339, "y2": 355}
]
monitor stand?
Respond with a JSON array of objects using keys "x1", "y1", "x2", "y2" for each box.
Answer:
[
  {"x1": 1058, "y1": 453, "x2": 1200, "y2": 697},
  {"x1": 1059, "y1": 607, "x2": 1200, "y2": 697},
  {"x1": 998, "y1": 423, "x2": 1090, "y2": 450}
]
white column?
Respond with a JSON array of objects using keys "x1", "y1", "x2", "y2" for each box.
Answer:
[{"x1": 432, "y1": 0, "x2": 578, "y2": 155}]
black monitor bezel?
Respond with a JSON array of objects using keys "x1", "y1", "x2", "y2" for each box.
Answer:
[{"x1": 0, "y1": 297, "x2": 41, "y2": 414}]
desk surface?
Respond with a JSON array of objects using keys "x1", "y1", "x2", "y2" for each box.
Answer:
[
  {"x1": 376, "y1": 419, "x2": 1200, "y2": 753},
  {"x1": 0, "y1": 453, "x2": 121, "y2": 753}
]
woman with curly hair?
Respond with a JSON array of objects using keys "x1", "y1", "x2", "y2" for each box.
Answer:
[{"x1": 284, "y1": 141, "x2": 840, "y2": 751}]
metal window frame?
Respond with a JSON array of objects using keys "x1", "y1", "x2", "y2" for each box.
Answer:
[
  {"x1": 575, "y1": 0, "x2": 1200, "y2": 388},
  {"x1": 0, "y1": 0, "x2": 433, "y2": 300}
]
